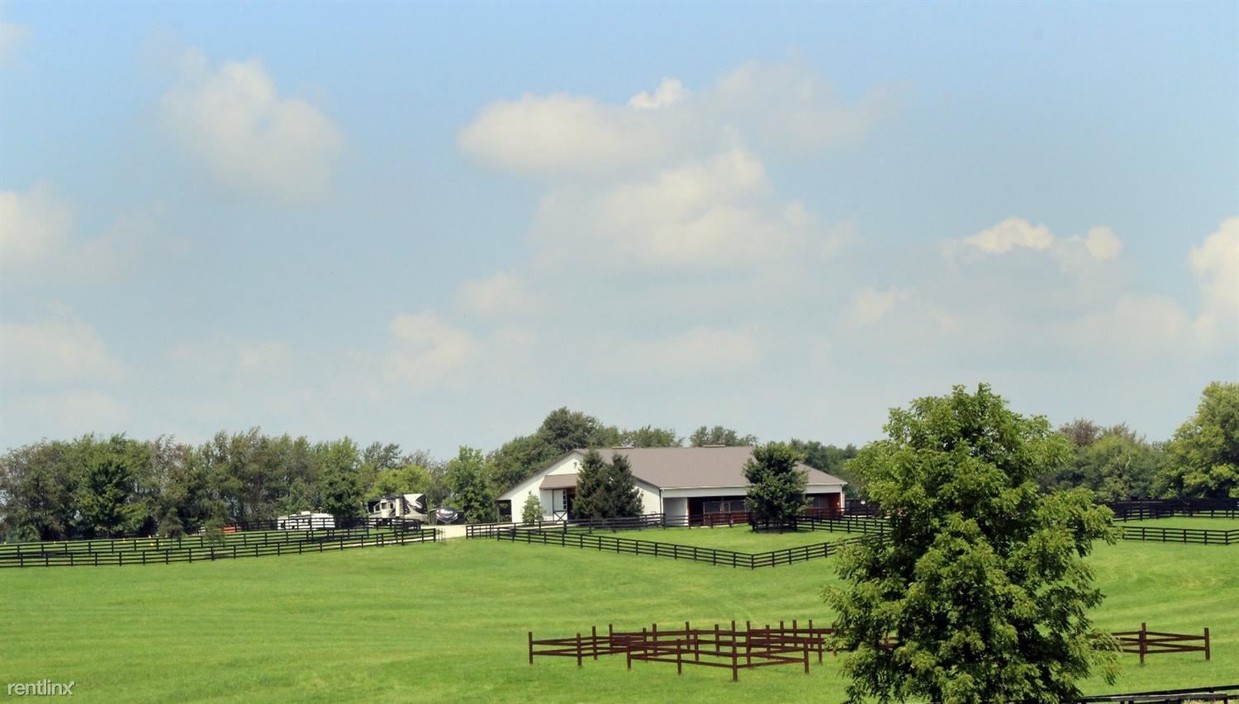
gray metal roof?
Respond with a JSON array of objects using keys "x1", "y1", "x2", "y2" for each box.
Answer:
[{"x1": 578, "y1": 446, "x2": 846, "y2": 490}]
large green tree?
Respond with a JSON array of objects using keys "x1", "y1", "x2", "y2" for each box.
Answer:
[
  {"x1": 826, "y1": 384, "x2": 1118, "y2": 704},
  {"x1": 1041, "y1": 424, "x2": 1164, "y2": 501},
  {"x1": 689, "y1": 425, "x2": 757, "y2": 447},
  {"x1": 573, "y1": 451, "x2": 643, "y2": 520},
  {"x1": 446, "y1": 446, "x2": 497, "y2": 523},
  {"x1": 1158, "y1": 381, "x2": 1239, "y2": 499},
  {"x1": 743, "y1": 442, "x2": 808, "y2": 529}
]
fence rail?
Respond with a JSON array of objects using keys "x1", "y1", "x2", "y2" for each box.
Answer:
[
  {"x1": 483, "y1": 523, "x2": 863, "y2": 569},
  {"x1": 1076, "y1": 684, "x2": 1239, "y2": 703},
  {"x1": 1112, "y1": 623, "x2": 1211, "y2": 666},
  {"x1": 1119, "y1": 526, "x2": 1237, "y2": 545},
  {"x1": 0, "y1": 528, "x2": 437, "y2": 568},
  {"x1": 529, "y1": 619, "x2": 830, "y2": 681}
]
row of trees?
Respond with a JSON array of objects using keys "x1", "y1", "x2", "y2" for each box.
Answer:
[{"x1": 2, "y1": 383, "x2": 1233, "y2": 540}]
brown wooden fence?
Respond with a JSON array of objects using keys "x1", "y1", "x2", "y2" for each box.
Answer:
[
  {"x1": 529, "y1": 620, "x2": 831, "y2": 681},
  {"x1": 1112, "y1": 623, "x2": 1211, "y2": 665}
]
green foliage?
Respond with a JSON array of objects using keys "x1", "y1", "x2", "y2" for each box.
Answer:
[
  {"x1": 743, "y1": 442, "x2": 808, "y2": 528},
  {"x1": 520, "y1": 493, "x2": 543, "y2": 524},
  {"x1": 368, "y1": 464, "x2": 433, "y2": 498},
  {"x1": 826, "y1": 384, "x2": 1119, "y2": 704},
  {"x1": 573, "y1": 451, "x2": 643, "y2": 520},
  {"x1": 620, "y1": 425, "x2": 681, "y2": 448},
  {"x1": 1042, "y1": 424, "x2": 1165, "y2": 501},
  {"x1": 446, "y1": 446, "x2": 497, "y2": 523},
  {"x1": 1159, "y1": 381, "x2": 1239, "y2": 499},
  {"x1": 786, "y1": 438, "x2": 861, "y2": 496},
  {"x1": 76, "y1": 457, "x2": 138, "y2": 538},
  {"x1": 689, "y1": 425, "x2": 757, "y2": 447}
]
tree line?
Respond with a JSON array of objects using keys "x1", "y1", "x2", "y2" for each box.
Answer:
[{"x1": 1, "y1": 382, "x2": 1234, "y2": 540}]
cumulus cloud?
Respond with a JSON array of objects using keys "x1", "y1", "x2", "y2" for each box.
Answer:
[
  {"x1": 0, "y1": 183, "x2": 73, "y2": 270},
  {"x1": 0, "y1": 311, "x2": 125, "y2": 385},
  {"x1": 847, "y1": 287, "x2": 909, "y2": 327},
  {"x1": 530, "y1": 148, "x2": 846, "y2": 274},
  {"x1": 456, "y1": 272, "x2": 539, "y2": 317},
  {"x1": 599, "y1": 326, "x2": 761, "y2": 376},
  {"x1": 1189, "y1": 217, "x2": 1239, "y2": 331},
  {"x1": 161, "y1": 50, "x2": 343, "y2": 202},
  {"x1": 0, "y1": 6, "x2": 29, "y2": 67},
  {"x1": 627, "y1": 78, "x2": 688, "y2": 110},
  {"x1": 384, "y1": 311, "x2": 481, "y2": 389},
  {"x1": 709, "y1": 61, "x2": 899, "y2": 151},
  {"x1": 954, "y1": 217, "x2": 1124, "y2": 272},
  {"x1": 458, "y1": 93, "x2": 678, "y2": 176}
]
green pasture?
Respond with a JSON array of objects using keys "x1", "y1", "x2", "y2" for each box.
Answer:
[
  {"x1": 1, "y1": 537, "x2": 1236, "y2": 703},
  {"x1": 587, "y1": 525, "x2": 860, "y2": 550}
]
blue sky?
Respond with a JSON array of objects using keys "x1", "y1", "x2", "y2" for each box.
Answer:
[{"x1": 1, "y1": 1, "x2": 1236, "y2": 457}]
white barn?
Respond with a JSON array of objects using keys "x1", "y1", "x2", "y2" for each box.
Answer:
[{"x1": 497, "y1": 446, "x2": 847, "y2": 524}]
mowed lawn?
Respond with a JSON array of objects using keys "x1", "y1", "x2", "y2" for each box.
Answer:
[{"x1": 1, "y1": 536, "x2": 1236, "y2": 703}]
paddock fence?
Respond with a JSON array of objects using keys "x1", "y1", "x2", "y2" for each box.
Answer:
[
  {"x1": 528, "y1": 619, "x2": 832, "y2": 681},
  {"x1": 0, "y1": 527, "x2": 438, "y2": 568},
  {"x1": 1112, "y1": 623, "x2": 1211, "y2": 665}
]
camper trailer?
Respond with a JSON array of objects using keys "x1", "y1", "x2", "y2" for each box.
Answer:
[
  {"x1": 277, "y1": 511, "x2": 335, "y2": 530},
  {"x1": 366, "y1": 493, "x2": 428, "y2": 524}
]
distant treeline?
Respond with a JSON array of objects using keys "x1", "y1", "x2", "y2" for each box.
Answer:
[{"x1": 2, "y1": 382, "x2": 1234, "y2": 541}]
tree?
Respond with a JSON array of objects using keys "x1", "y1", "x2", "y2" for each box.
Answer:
[
  {"x1": 690, "y1": 425, "x2": 757, "y2": 447},
  {"x1": 520, "y1": 494, "x2": 543, "y2": 524},
  {"x1": 573, "y1": 451, "x2": 643, "y2": 520},
  {"x1": 76, "y1": 457, "x2": 138, "y2": 538},
  {"x1": 446, "y1": 446, "x2": 497, "y2": 523},
  {"x1": 603, "y1": 453, "x2": 643, "y2": 518},
  {"x1": 1158, "y1": 381, "x2": 1239, "y2": 499},
  {"x1": 787, "y1": 438, "x2": 861, "y2": 496},
  {"x1": 743, "y1": 443, "x2": 808, "y2": 529},
  {"x1": 825, "y1": 384, "x2": 1118, "y2": 704},
  {"x1": 620, "y1": 425, "x2": 681, "y2": 448},
  {"x1": 570, "y1": 450, "x2": 609, "y2": 520},
  {"x1": 1041, "y1": 425, "x2": 1164, "y2": 500}
]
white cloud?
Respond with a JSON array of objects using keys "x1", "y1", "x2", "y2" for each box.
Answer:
[
  {"x1": 1189, "y1": 217, "x2": 1239, "y2": 332},
  {"x1": 600, "y1": 326, "x2": 761, "y2": 376},
  {"x1": 456, "y1": 272, "x2": 539, "y2": 317},
  {"x1": 384, "y1": 311, "x2": 481, "y2": 389},
  {"x1": 1083, "y1": 226, "x2": 1122, "y2": 260},
  {"x1": 458, "y1": 93, "x2": 676, "y2": 176},
  {"x1": 530, "y1": 148, "x2": 846, "y2": 274},
  {"x1": 709, "y1": 61, "x2": 898, "y2": 151},
  {"x1": 627, "y1": 78, "x2": 688, "y2": 110},
  {"x1": 161, "y1": 50, "x2": 343, "y2": 202},
  {"x1": 847, "y1": 287, "x2": 908, "y2": 327},
  {"x1": 964, "y1": 217, "x2": 1055, "y2": 253},
  {"x1": 0, "y1": 6, "x2": 29, "y2": 67},
  {"x1": 0, "y1": 183, "x2": 72, "y2": 269},
  {"x1": 0, "y1": 311, "x2": 125, "y2": 385}
]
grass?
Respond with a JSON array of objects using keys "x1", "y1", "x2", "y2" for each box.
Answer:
[
  {"x1": 587, "y1": 525, "x2": 860, "y2": 551},
  {"x1": 1, "y1": 537, "x2": 1236, "y2": 703}
]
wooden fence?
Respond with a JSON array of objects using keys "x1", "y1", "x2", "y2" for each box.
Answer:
[
  {"x1": 1118, "y1": 525, "x2": 1237, "y2": 545},
  {"x1": 1076, "y1": 684, "x2": 1239, "y2": 703},
  {"x1": 485, "y1": 524, "x2": 863, "y2": 569},
  {"x1": 1112, "y1": 623, "x2": 1211, "y2": 665},
  {"x1": 529, "y1": 620, "x2": 831, "y2": 681},
  {"x1": 0, "y1": 528, "x2": 438, "y2": 568}
]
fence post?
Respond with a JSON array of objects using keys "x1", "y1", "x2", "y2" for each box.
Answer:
[
  {"x1": 528, "y1": 631, "x2": 534, "y2": 665},
  {"x1": 1139, "y1": 622, "x2": 1147, "y2": 666},
  {"x1": 1205, "y1": 627, "x2": 1211, "y2": 661},
  {"x1": 576, "y1": 633, "x2": 583, "y2": 668}
]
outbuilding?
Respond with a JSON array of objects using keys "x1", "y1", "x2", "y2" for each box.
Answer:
[{"x1": 497, "y1": 446, "x2": 846, "y2": 524}]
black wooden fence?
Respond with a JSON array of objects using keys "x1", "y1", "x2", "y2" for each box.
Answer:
[{"x1": 0, "y1": 527, "x2": 438, "y2": 568}]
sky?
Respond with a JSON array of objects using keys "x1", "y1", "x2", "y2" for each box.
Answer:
[{"x1": 1, "y1": 1, "x2": 1236, "y2": 459}]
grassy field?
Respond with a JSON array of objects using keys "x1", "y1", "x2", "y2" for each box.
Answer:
[
  {"x1": 1, "y1": 536, "x2": 1236, "y2": 703},
  {"x1": 587, "y1": 525, "x2": 859, "y2": 550}
]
